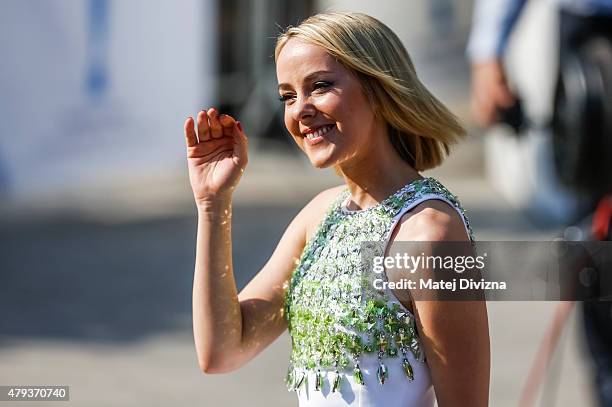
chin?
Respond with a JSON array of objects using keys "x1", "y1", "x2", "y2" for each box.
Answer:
[
  {"x1": 312, "y1": 162, "x2": 333, "y2": 169},
  {"x1": 308, "y1": 158, "x2": 330, "y2": 169},
  {"x1": 306, "y1": 152, "x2": 338, "y2": 169},
  {"x1": 301, "y1": 144, "x2": 347, "y2": 169}
]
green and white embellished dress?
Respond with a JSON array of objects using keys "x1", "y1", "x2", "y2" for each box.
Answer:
[{"x1": 284, "y1": 177, "x2": 474, "y2": 406}]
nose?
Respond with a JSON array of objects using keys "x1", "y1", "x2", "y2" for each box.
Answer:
[{"x1": 290, "y1": 94, "x2": 316, "y2": 122}]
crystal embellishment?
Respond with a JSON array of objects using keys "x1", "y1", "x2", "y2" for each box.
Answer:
[
  {"x1": 377, "y1": 362, "x2": 388, "y2": 385},
  {"x1": 354, "y1": 363, "x2": 364, "y2": 385},
  {"x1": 315, "y1": 369, "x2": 324, "y2": 391},
  {"x1": 332, "y1": 370, "x2": 342, "y2": 392},
  {"x1": 403, "y1": 358, "x2": 415, "y2": 381},
  {"x1": 284, "y1": 177, "x2": 474, "y2": 391}
]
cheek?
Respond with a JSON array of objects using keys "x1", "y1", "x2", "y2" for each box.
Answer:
[
  {"x1": 314, "y1": 94, "x2": 342, "y2": 116},
  {"x1": 284, "y1": 111, "x2": 303, "y2": 143}
]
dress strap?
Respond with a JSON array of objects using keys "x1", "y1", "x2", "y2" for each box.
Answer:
[
  {"x1": 376, "y1": 187, "x2": 475, "y2": 315},
  {"x1": 388, "y1": 193, "x2": 474, "y2": 243}
]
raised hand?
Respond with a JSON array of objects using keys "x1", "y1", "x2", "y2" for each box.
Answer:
[{"x1": 184, "y1": 108, "x2": 248, "y2": 206}]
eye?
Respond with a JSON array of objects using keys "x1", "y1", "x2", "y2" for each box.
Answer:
[
  {"x1": 313, "y1": 81, "x2": 332, "y2": 91},
  {"x1": 278, "y1": 93, "x2": 295, "y2": 104}
]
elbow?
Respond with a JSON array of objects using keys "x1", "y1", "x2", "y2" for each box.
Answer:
[
  {"x1": 198, "y1": 356, "x2": 213, "y2": 374},
  {"x1": 195, "y1": 334, "x2": 249, "y2": 374},
  {"x1": 199, "y1": 358, "x2": 223, "y2": 374},
  {"x1": 197, "y1": 354, "x2": 242, "y2": 374},
  {"x1": 200, "y1": 363, "x2": 224, "y2": 375},
  {"x1": 198, "y1": 355, "x2": 225, "y2": 374}
]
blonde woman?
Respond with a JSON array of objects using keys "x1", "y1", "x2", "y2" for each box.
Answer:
[{"x1": 185, "y1": 12, "x2": 490, "y2": 406}]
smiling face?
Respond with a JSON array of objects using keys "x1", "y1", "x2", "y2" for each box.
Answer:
[{"x1": 276, "y1": 39, "x2": 385, "y2": 169}]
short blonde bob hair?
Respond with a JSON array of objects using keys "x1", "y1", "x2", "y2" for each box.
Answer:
[{"x1": 274, "y1": 12, "x2": 466, "y2": 171}]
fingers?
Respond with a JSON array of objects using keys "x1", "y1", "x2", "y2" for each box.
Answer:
[
  {"x1": 471, "y1": 95, "x2": 496, "y2": 127},
  {"x1": 207, "y1": 108, "x2": 223, "y2": 139},
  {"x1": 232, "y1": 121, "x2": 249, "y2": 168},
  {"x1": 471, "y1": 83, "x2": 515, "y2": 127},
  {"x1": 470, "y1": 60, "x2": 518, "y2": 127},
  {"x1": 197, "y1": 110, "x2": 210, "y2": 141},
  {"x1": 219, "y1": 114, "x2": 236, "y2": 137},
  {"x1": 184, "y1": 117, "x2": 198, "y2": 147},
  {"x1": 187, "y1": 108, "x2": 242, "y2": 145},
  {"x1": 494, "y1": 84, "x2": 516, "y2": 109}
]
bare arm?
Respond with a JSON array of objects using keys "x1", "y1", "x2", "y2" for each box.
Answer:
[
  {"x1": 192, "y1": 197, "x2": 242, "y2": 373},
  {"x1": 184, "y1": 110, "x2": 340, "y2": 373},
  {"x1": 192, "y1": 197, "x2": 306, "y2": 373},
  {"x1": 192, "y1": 187, "x2": 339, "y2": 373},
  {"x1": 414, "y1": 299, "x2": 489, "y2": 406},
  {"x1": 185, "y1": 108, "x2": 247, "y2": 373},
  {"x1": 467, "y1": 0, "x2": 528, "y2": 126},
  {"x1": 470, "y1": 60, "x2": 516, "y2": 127},
  {"x1": 388, "y1": 201, "x2": 490, "y2": 406}
]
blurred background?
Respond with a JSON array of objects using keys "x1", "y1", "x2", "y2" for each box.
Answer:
[{"x1": 0, "y1": 0, "x2": 601, "y2": 406}]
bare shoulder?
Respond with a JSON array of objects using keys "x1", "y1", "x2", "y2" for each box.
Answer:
[
  {"x1": 308, "y1": 185, "x2": 346, "y2": 209},
  {"x1": 300, "y1": 185, "x2": 346, "y2": 240},
  {"x1": 392, "y1": 199, "x2": 469, "y2": 242}
]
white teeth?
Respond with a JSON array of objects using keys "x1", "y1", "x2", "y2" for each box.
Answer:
[{"x1": 305, "y1": 125, "x2": 333, "y2": 139}]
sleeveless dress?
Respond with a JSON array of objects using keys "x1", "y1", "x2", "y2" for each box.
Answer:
[{"x1": 284, "y1": 177, "x2": 475, "y2": 407}]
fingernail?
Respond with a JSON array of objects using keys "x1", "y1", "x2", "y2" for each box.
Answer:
[{"x1": 237, "y1": 121, "x2": 243, "y2": 131}]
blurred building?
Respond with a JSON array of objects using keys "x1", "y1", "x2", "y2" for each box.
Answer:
[
  {"x1": 0, "y1": 1, "x2": 501, "y2": 217},
  {"x1": 0, "y1": 0, "x2": 210, "y2": 207},
  {"x1": 216, "y1": 0, "x2": 314, "y2": 150},
  {"x1": 0, "y1": 0, "x2": 315, "y2": 210}
]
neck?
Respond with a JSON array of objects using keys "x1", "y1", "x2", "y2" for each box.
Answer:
[{"x1": 336, "y1": 130, "x2": 422, "y2": 211}]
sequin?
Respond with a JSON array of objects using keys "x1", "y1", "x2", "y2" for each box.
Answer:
[
  {"x1": 332, "y1": 370, "x2": 342, "y2": 392},
  {"x1": 284, "y1": 177, "x2": 474, "y2": 391}
]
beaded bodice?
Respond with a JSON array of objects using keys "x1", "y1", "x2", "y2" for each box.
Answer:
[{"x1": 284, "y1": 177, "x2": 474, "y2": 393}]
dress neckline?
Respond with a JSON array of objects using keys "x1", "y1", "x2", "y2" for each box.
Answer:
[{"x1": 338, "y1": 176, "x2": 431, "y2": 215}]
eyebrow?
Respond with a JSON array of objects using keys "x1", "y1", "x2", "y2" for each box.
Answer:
[{"x1": 277, "y1": 70, "x2": 335, "y2": 90}]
